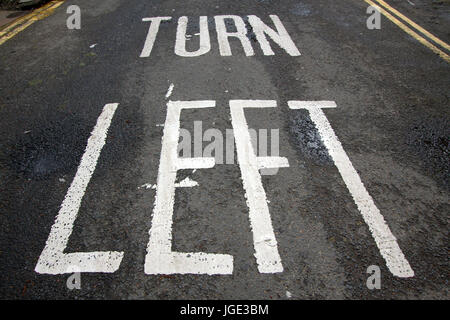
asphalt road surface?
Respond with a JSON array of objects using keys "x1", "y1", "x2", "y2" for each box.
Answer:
[{"x1": 0, "y1": 0, "x2": 448, "y2": 299}]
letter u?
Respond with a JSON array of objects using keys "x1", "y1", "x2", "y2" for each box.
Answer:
[{"x1": 175, "y1": 16, "x2": 211, "y2": 57}]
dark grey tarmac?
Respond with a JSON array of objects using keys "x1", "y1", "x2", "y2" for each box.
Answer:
[{"x1": 0, "y1": 0, "x2": 448, "y2": 299}]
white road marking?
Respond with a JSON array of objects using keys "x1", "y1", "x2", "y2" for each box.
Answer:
[
  {"x1": 288, "y1": 101, "x2": 414, "y2": 278},
  {"x1": 35, "y1": 103, "x2": 123, "y2": 274},
  {"x1": 165, "y1": 83, "x2": 174, "y2": 99},
  {"x1": 140, "y1": 17, "x2": 172, "y2": 58},
  {"x1": 138, "y1": 177, "x2": 198, "y2": 191},
  {"x1": 145, "y1": 100, "x2": 233, "y2": 275},
  {"x1": 215, "y1": 15, "x2": 254, "y2": 56},
  {"x1": 257, "y1": 156, "x2": 289, "y2": 169},
  {"x1": 175, "y1": 177, "x2": 199, "y2": 188},
  {"x1": 139, "y1": 183, "x2": 157, "y2": 190},
  {"x1": 229, "y1": 100, "x2": 289, "y2": 273},
  {"x1": 175, "y1": 16, "x2": 211, "y2": 57},
  {"x1": 140, "y1": 15, "x2": 299, "y2": 57},
  {"x1": 247, "y1": 15, "x2": 301, "y2": 56}
]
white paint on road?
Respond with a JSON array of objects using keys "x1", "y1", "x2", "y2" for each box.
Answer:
[
  {"x1": 175, "y1": 177, "x2": 199, "y2": 188},
  {"x1": 35, "y1": 103, "x2": 123, "y2": 274},
  {"x1": 165, "y1": 83, "x2": 174, "y2": 99},
  {"x1": 175, "y1": 16, "x2": 211, "y2": 57},
  {"x1": 229, "y1": 100, "x2": 289, "y2": 273},
  {"x1": 257, "y1": 156, "x2": 289, "y2": 169},
  {"x1": 288, "y1": 100, "x2": 414, "y2": 278},
  {"x1": 140, "y1": 17, "x2": 172, "y2": 58},
  {"x1": 138, "y1": 177, "x2": 198, "y2": 191},
  {"x1": 139, "y1": 183, "x2": 157, "y2": 190},
  {"x1": 215, "y1": 15, "x2": 254, "y2": 56},
  {"x1": 140, "y1": 15, "x2": 300, "y2": 57},
  {"x1": 247, "y1": 15, "x2": 301, "y2": 56},
  {"x1": 145, "y1": 100, "x2": 233, "y2": 275}
]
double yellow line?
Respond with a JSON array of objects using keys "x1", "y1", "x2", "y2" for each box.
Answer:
[
  {"x1": 365, "y1": 0, "x2": 450, "y2": 63},
  {"x1": 0, "y1": 0, "x2": 64, "y2": 46}
]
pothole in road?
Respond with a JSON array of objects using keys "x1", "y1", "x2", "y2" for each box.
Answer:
[
  {"x1": 406, "y1": 116, "x2": 449, "y2": 188},
  {"x1": 288, "y1": 110, "x2": 333, "y2": 165},
  {"x1": 7, "y1": 113, "x2": 89, "y2": 180}
]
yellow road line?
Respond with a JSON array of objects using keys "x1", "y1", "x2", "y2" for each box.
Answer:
[
  {"x1": 373, "y1": 0, "x2": 450, "y2": 52},
  {"x1": 0, "y1": 0, "x2": 64, "y2": 46},
  {"x1": 0, "y1": 2, "x2": 54, "y2": 35},
  {"x1": 364, "y1": 0, "x2": 450, "y2": 63}
]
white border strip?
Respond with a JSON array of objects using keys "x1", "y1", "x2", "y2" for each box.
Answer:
[
  {"x1": 288, "y1": 101, "x2": 414, "y2": 278},
  {"x1": 35, "y1": 103, "x2": 123, "y2": 274}
]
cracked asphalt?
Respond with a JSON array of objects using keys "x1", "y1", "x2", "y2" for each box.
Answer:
[{"x1": 0, "y1": 0, "x2": 448, "y2": 299}]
